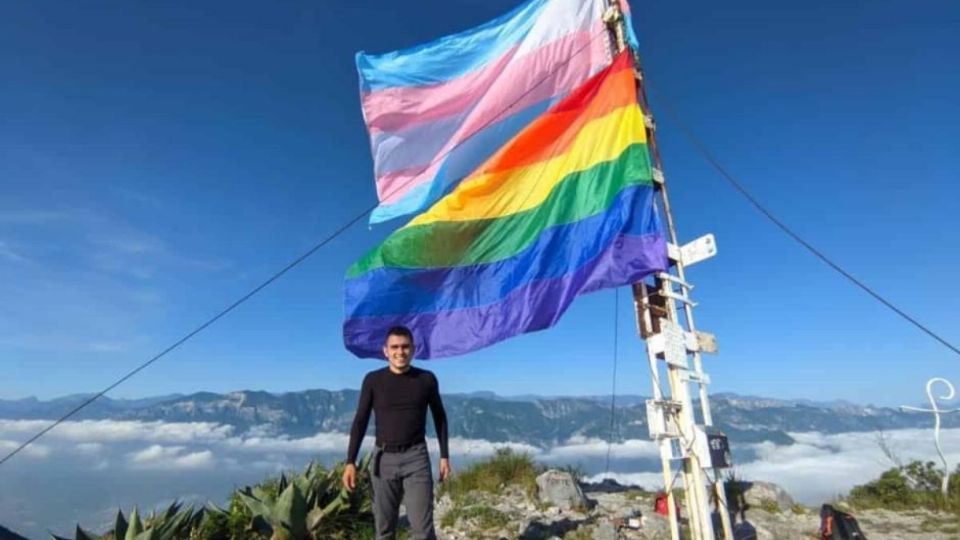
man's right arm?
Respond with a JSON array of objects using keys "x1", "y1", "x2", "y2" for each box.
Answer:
[{"x1": 346, "y1": 373, "x2": 373, "y2": 465}]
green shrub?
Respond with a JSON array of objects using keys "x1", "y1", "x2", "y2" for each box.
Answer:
[
  {"x1": 563, "y1": 526, "x2": 594, "y2": 540},
  {"x1": 847, "y1": 461, "x2": 960, "y2": 514},
  {"x1": 439, "y1": 448, "x2": 543, "y2": 501},
  {"x1": 439, "y1": 504, "x2": 507, "y2": 531},
  {"x1": 848, "y1": 468, "x2": 914, "y2": 509},
  {"x1": 757, "y1": 498, "x2": 780, "y2": 514}
]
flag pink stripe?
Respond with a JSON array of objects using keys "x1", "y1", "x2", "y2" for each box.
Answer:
[
  {"x1": 362, "y1": 25, "x2": 607, "y2": 135},
  {"x1": 374, "y1": 31, "x2": 610, "y2": 204},
  {"x1": 363, "y1": 49, "x2": 514, "y2": 134}
]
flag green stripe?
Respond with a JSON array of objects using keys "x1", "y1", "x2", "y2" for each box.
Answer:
[{"x1": 348, "y1": 142, "x2": 652, "y2": 277}]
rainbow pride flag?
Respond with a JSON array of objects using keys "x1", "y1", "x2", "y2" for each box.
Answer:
[
  {"x1": 356, "y1": 0, "x2": 642, "y2": 224},
  {"x1": 344, "y1": 52, "x2": 667, "y2": 359}
]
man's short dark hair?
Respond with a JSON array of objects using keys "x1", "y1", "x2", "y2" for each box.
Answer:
[{"x1": 384, "y1": 325, "x2": 414, "y2": 344}]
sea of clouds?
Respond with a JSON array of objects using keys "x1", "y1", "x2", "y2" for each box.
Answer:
[{"x1": 1, "y1": 419, "x2": 958, "y2": 538}]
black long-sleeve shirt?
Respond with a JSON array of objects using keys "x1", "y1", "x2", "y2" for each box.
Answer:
[{"x1": 346, "y1": 366, "x2": 449, "y2": 464}]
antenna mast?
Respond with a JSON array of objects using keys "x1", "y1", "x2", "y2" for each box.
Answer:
[{"x1": 602, "y1": 2, "x2": 734, "y2": 539}]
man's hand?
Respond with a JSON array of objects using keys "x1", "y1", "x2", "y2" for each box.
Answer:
[
  {"x1": 438, "y1": 458, "x2": 451, "y2": 483},
  {"x1": 342, "y1": 463, "x2": 357, "y2": 492}
]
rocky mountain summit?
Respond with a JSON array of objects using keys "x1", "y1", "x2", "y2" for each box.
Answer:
[{"x1": 433, "y1": 471, "x2": 959, "y2": 539}]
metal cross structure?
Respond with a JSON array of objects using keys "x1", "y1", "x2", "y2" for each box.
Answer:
[
  {"x1": 900, "y1": 377, "x2": 960, "y2": 497},
  {"x1": 603, "y1": 2, "x2": 733, "y2": 539}
]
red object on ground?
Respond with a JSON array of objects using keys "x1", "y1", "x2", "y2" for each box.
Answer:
[
  {"x1": 654, "y1": 493, "x2": 669, "y2": 515},
  {"x1": 654, "y1": 492, "x2": 681, "y2": 517}
]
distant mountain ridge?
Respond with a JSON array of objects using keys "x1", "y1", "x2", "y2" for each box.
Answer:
[{"x1": 2, "y1": 390, "x2": 955, "y2": 448}]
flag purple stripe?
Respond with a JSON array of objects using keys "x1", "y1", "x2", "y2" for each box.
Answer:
[{"x1": 343, "y1": 232, "x2": 666, "y2": 359}]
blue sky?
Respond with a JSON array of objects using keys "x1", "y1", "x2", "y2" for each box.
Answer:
[{"x1": 0, "y1": 0, "x2": 957, "y2": 406}]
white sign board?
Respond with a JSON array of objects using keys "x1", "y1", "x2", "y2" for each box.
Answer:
[
  {"x1": 646, "y1": 399, "x2": 681, "y2": 439},
  {"x1": 696, "y1": 331, "x2": 718, "y2": 354},
  {"x1": 680, "y1": 234, "x2": 717, "y2": 267},
  {"x1": 659, "y1": 318, "x2": 688, "y2": 369}
]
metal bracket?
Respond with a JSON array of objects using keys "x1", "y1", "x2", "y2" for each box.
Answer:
[
  {"x1": 682, "y1": 234, "x2": 717, "y2": 267},
  {"x1": 666, "y1": 243, "x2": 682, "y2": 263},
  {"x1": 602, "y1": 5, "x2": 622, "y2": 23},
  {"x1": 652, "y1": 168, "x2": 664, "y2": 185},
  {"x1": 667, "y1": 234, "x2": 717, "y2": 268}
]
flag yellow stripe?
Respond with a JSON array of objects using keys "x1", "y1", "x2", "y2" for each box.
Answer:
[{"x1": 406, "y1": 104, "x2": 646, "y2": 228}]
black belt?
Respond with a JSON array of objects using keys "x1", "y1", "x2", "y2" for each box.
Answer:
[
  {"x1": 372, "y1": 440, "x2": 424, "y2": 478},
  {"x1": 379, "y1": 440, "x2": 424, "y2": 453}
]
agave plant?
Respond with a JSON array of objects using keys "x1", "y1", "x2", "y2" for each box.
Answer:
[
  {"x1": 53, "y1": 502, "x2": 202, "y2": 540},
  {"x1": 1, "y1": 524, "x2": 30, "y2": 540},
  {"x1": 232, "y1": 454, "x2": 373, "y2": 540},
  {"x1": 53, "y1": 457, "x2": 375, "y2": 540}
]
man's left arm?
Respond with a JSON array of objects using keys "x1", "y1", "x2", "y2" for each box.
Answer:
[{"x1": 428, "y1": 373, "x2": 451, "y2": 481}]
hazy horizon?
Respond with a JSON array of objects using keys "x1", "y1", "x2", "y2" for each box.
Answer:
[
  {"x1": 1, "y1": 417, "x2": 958, "y2": 539},
  {"x1": 0, "y1": 386, "x2": 896, "y2": 409}
]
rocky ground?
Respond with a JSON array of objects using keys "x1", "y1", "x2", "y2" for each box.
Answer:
[{"x1": 430, "y1": 471, "x2": 960, "y2": 539}]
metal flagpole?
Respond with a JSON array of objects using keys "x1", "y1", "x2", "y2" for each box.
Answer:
[{"x1": 603, "y1": 2, "x2": 733, "y2": 539}]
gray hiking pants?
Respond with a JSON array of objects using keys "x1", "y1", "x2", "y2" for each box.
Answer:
[{"x1": 369, "y1": 442, "x2": 436, "y2": 540}]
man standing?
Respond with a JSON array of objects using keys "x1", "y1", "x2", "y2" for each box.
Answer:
[{"x1": 343, "y1": 326, "x2": 451, "y2": 540}]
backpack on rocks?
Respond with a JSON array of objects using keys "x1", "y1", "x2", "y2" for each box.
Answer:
[
  {"x1": 653, "y1": 492, "x2": 680, "y2": 516},
  {"x1": 819, "y1": 504, "x2": 867, "y2": 539}
]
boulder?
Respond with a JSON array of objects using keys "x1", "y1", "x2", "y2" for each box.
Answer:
[
  {"x1": 740, "y1": 481, "x2": 795, "y2": 512},
  {"x1": 641, "y1": 513, "x2": 672, "y2": 538},
  {"x1": 591, "y1": 520, "x2": 621, "y2": 540},
  {"x1": 536, "y1": 469, "x2": 589, "y2": 510}
]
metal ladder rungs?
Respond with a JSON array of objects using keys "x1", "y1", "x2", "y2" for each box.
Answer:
[
  {"x1": 656, "y1": 272, "x2": 693, "y2": 290},
  {"x1": 660, "y1": 290, "x2": 697, "y2": 307}
]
